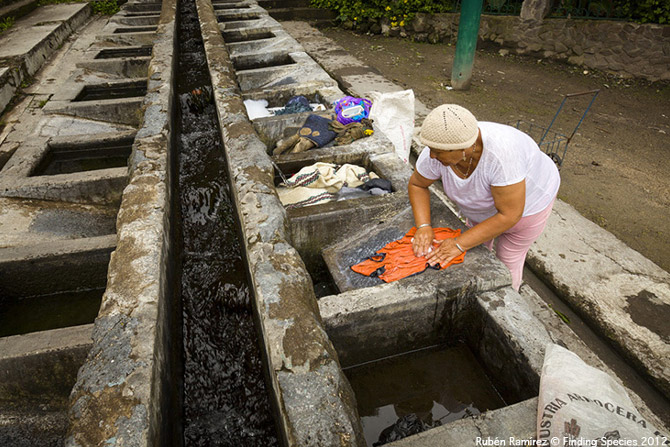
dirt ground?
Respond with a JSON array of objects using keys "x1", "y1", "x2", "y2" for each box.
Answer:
[{"x1": 320, "y1": 28, "x2": 670, "y2": 273}]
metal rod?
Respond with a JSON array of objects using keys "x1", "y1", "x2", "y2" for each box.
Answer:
[
  {"x1": 271, "y1": 160, "x2": 289, "y2": 185},
  {"x1": 564, "y1": 89, "x2": 601, "y2": 98},
  {"x1": 567, "y1": 90, "x2": 600, "y2": 142}
]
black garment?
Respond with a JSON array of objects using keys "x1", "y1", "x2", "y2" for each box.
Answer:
[{"x1": 358, "y1": 178, "x2": 392, "y2": 193}]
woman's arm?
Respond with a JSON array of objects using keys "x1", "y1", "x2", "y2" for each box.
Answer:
[
  {"x1": 408, "y1": 171, "x2": 436, "y2": 257},
  {"x1": 426, "y1": 180, "x2": 526, "y2": 266}
]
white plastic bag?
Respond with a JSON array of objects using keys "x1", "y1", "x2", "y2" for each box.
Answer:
[
  {"x1": 368, "y1": 90, "x2": 415, "y2": 164},
  {"x1": 538, "y1": 344, "x2": 669, "y2": 446}
]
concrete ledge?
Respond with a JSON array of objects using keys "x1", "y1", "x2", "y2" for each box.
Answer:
[
  {"x1": 528, "y1": 199, "x2": 670, "y2": 401},
  {"x1": 0, "y1": 234, "x2": 115, "y2": 298},
  {"x1": 0, "y1": 131, "x2": 131, "y2": 205},
  {"x1": 0, "y1": 197, "x2": 118, "y2": 248},
  {"x1": 44, "y1": 97, "x2": 145, "y2": 127},
  {"x1": 75, "y1": 57, "x2": 150, "y2": 78},
  {"x1": 112, "y1": 15, "x2": 160, "y2": 27},
  {"x1": 95, "y1": 30, "x2": 158, "y2": 47},
  {"x1": 226, "y1": 28, "x2": 302, "y2": 57},
  {"x1": 0, "y1": 324, "x2": 92, "y2": 403},
  {"x1": 64, "y1": 0, "x2": 178, "y2": 444},
  {"x1": 235, "y1": 50, "x2": 340, "y2": 92},
  {"x1": 0, "y1": 168, "x2": 128, "y2": 204}
]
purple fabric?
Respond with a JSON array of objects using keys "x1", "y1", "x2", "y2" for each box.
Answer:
[{"x1": 333, "y1": 96, "x2": 372, "y2": 125}]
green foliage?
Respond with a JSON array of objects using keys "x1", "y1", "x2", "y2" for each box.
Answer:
[
  {"x1": 315, "y1": 0, "x2": 670, "y2": 25},
  {"x1": 549, "y1": 304, "x2": 571, "y2": 324},
  {"x1": 614, "y1": 0, "x2": 670, "y2": 23},
  {"x1": 0, "y1": 16, "x2": 14, "y2": 34},
  {"x1": 91, "y1": 0, "x2": 119, "y2": 15},
  {"x1": 556, "y1": 0, "x2": 670, "y2": 23},
  {"x1": 310, "y1": 0, "x2": 457, "y2": 27}
]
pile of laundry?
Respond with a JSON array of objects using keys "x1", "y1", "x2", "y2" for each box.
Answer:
[
  {"x1": 276, "y1": 162, "x2": 392, "y2": 209},
  {"x1": 244, "y1": 95, "x2": 327, "y2": 119},
  {"x1": 273, "y1": 96, "x2": 375, "y2": 155},
  {"x1": 244, "y1": 95, "x2": 375, "y2": 155}
]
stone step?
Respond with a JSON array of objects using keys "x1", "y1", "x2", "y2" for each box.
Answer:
[
  {"x1": 0, "y1": 2, "x2": 91, "y2": 114},
  {"x1": 0, "y1": 235, "x2": 115, "y2": 298}
]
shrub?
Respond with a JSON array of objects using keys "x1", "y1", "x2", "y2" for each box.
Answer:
[
  {"x1": 311, "y1": 0, "x2": 457, "y2": 27},
  {"x1": 0, "y1": 16, "x2": 14, "y2": 34},
  {"x1": 614, "y1": 0, "x2": 670, "y2": 23},
  {"x1": 315, "y1": 0, "x2": 670, "y2": 25},
  {"x1": 91, "y1": 0, "x2": 119, "y2": 15}
]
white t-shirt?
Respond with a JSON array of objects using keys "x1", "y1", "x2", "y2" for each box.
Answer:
[{"x1": 416, "y1": 121, "x2": 560, "y2": 223}]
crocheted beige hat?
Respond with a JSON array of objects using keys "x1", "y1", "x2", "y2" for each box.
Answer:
[{"x1": 419, "y1": 104, "x2": 478, "y2": 150}]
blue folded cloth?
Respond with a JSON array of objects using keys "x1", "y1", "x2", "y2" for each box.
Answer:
[
  {"x1": 274, "y1": 95, "x2": 312, "y2": 115},
  {"x1": 299, "y1": 114, "x2": 337, "y2": 147}
]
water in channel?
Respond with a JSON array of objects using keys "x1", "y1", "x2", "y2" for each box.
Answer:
[{"x1": 175, "y1": 0, "x2": 279, "y2": 444}]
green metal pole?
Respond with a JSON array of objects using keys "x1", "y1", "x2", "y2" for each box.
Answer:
[{"x1": 451, "y1": 0, "x2": 484, "y2": 90}]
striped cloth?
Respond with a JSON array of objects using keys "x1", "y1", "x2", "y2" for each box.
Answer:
[{"x1": 277, "y1": 162, "x2": 378, "y2": 209}]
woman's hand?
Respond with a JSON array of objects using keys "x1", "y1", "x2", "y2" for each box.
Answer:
[
  {"x1": 412, "y1": 226, "x2": 434, "y2": 257},
  {"x1": 425, "y1": 238, "x2": 462, "y2": 267}
]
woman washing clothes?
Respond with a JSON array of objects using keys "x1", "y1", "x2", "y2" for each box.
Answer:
[{"x1": 408, "y1": 104, "x2": 560, "y2": 291}]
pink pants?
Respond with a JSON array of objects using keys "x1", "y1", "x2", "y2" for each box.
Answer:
[{"x1": 468, "y1": 199, "x2": 555, "y2": 291}]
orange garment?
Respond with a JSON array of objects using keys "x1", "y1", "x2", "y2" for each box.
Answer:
[{"x1": 350, "y1": 227, "x2": 466, "y2": 283}]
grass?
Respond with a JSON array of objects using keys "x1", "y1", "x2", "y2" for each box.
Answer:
[{"x1": 0, "y1": 16, "x2": 14, "y2": 34}]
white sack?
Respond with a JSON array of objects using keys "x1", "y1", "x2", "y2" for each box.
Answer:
[
  {"x1": 368, "y1": 90, "x2": 415, "y2": 164},
  {"x1": 538, "y1": 343, "x2": 668, "y2": 446}
]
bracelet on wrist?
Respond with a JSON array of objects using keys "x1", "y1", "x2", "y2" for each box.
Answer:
[
  {"x1": 417, "y1": 223, "x2": 432, "y2": 229},
  {"x1": 455, "y1": 241, "x2": 466, "y2": 253}
]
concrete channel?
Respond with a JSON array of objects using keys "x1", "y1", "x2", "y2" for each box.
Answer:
[{"x1": 0, "y1": 0, "x2": 669, "y2": 446}]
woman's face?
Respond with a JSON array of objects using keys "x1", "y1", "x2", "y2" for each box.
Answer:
[{"x1": 429, "y1": 148, "x2": 464, "y2": 167}]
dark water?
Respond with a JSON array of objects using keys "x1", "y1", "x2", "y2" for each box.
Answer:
[
  {"x1": 175, "y1": 0, "x2": 279, "y2": 445},
  {"x1": 0, "y1": 289, "x2": 103, "y2": 337},
  {"x1": 345, "y1": 344, "x2": 506, "y2": 447}
]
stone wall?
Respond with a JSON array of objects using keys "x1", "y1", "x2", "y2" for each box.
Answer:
[{"x1": 374, "y1": 13, "x2": 670, "y2": 82}]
